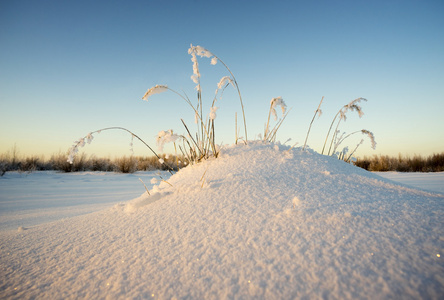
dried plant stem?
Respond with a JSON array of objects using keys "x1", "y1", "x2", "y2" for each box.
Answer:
[
  {"x1": 327, "y1": 117, "x2": 345, "y2": 156},
  {"x1": 173, "y1": 143, "x2": 179, "y2": 169},
  {"x1": 303, "y1": 97, "x2": 324, "y2": 150},
  {"x1": 321, "y1": 111, "x2": 341, "y2": 155},
  {"x1": 235, "y1": 112, "x2": 238, "y2": 144},
  {"x1": 264, "y1": 102, "x2": 274, "y2": 141},
  {"x1": 181, "y1": 119, "x2": 204, "y2": 159},
  {"x1": 266, "y1": 109, "x2": 291, "y2": 142},
  {"x1": 346, "y1": 142, "x2": 363, "y2": 162},
  {"x1": 139, "y1": 178, "x2": 150, "y2": 195},
  {"x1": 200, "y1": 165, "x2": 209, "y2": 182},
  {"x1": 162, "y1": 179, "x2": 173, "y2": 187},
  {"x1": 76, "y1": 127, "x2": 174, "y2": 174},
  {"x1": 211, "y1": 54, "x2": 248, "y2": 142},
  {"x1": 332, "y1": 130, "x2": 361, "y2": 154}
]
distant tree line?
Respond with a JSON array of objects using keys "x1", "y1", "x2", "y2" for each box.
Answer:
[
  {"x1": 2, "y1": 147, "x2": 443, "y2": 176},
  {"x1": 353, "y1": 153, "x2": 444, "y2": 172},
  {"x1": 0, "y1": 149, "x2": 184, "y2": 176}
]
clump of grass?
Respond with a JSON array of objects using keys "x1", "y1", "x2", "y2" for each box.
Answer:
[
  {"x1": 321, "y1": 97, "x2": 367, "y2": 155},
  {"x1": 298, "y1": 96, "x2": 375, "y2": 160},
  {"x1": 332, "y1": 129, "x2": 376, "y2": 162},
  {"x1": 65, "y1": 44, "x2": 377, "y2": 175},
  {"x1": 67, "y1": 45, "x2": 251, "y2": 172},
  {"x1": 142, "y1": 44, "x2": 248, "y2": 164}
]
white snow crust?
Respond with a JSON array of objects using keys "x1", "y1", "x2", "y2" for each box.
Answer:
[
  {"x1": 377, "y1": 171, "x2": 444, "y2": 194},
  {"x1": 1, "y1": 142, "x2": 443, "y2": 299}
]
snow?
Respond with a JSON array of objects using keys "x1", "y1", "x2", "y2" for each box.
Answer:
[
  {"x1": 0, "y1": 171, "x2": 170, "y2": 231},
  {"x1": 1, "y1": 142, "x2": 443, "y2": 299},
  {"x1": 376, "y1": 171, "x2": 444, "y2": 194}
]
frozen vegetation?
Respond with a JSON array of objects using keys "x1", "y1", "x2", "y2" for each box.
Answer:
[{"x1": 1, "y1": 142, "x2": 443, "y2": 299}]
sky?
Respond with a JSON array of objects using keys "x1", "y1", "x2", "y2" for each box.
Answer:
[{"x1": 1, "y1": 0, "x2": 443, "y2": 160}]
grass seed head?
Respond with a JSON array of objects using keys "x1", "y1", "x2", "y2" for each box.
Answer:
[{"x1": 142, "y1": 85, "x2": 168, "y2": 101}]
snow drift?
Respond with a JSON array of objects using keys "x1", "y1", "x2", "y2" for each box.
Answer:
[{"x1": 1, "y1": 142, "x2": 443, "y2": 299}]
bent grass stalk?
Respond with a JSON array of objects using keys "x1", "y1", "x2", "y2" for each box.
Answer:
[
  {"x1": 333, "y1": 129, "x2": 376, "y2": 161},
  {"x1": 139, "y1": 178, "x2": 150, "y2": 195},
  {"x1": 264, "y1": 97, "x2": 288, "y2": 142},
  {"x1": 200, "y1": 165, "x2": 210, "y2": 188},
  {"x1": 345, "y1": 141, "x2": 363, "y2": 163},
  {"x1": 204, "y1": 47, "x2": 248, "y2": 142},
  {"x1": 68, "y1": 127, "x2": 175, "y2": 174}
]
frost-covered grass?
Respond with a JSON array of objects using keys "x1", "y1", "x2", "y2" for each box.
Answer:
[
  {"x1": 67, "y1": 45, "x2": 253, "y2": 169},
  {"x1": 65, "y1": 44, "x2": 378, "y2": 172}
]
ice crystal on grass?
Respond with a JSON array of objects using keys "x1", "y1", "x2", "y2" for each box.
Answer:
[
  {"x1": 156, "y1": 130, "x2": 180, "y2": 152},
  {"x1": 86, "y1": 133, "x2": 94, "y2": 144},
  {"x1": 142, "y1": 85, "x2": 168, "y2": 101},
  {"x1": 67, "y1": 137, "x2": 87, "y2": 164},
  {"x1": 188, "y1": 44, "x2": 214, "y2": 91},
  {"x1": 361, "y1": 130, "x2": 377, "y2": 150},
  {"x1": 209, "y1": 106, "x2": 219, "y2": 120},
  {"x1": 344, "y1": 97, "x2": 367, "y2": 119},
  {"x1": 189, "y1": 44, "x2": 214, "y2": 59},
  {"x1": 190, "y1": 51, "x2": 200, "y2": 86},
  {"x1": 217, "y1": 76, "x2": 234, "y2": 90},
  {"x1": 270, "y1": 97, "x2": 286, "y2": 121}
]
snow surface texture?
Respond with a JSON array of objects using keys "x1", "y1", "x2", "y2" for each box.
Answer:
[
  {"x1": 0, "y1": 171, "x2": 170, "y2": 231},
  {"x1": 377, "y1": 171, "x2": 444, "y2": 195},
  {"x1": 1, "y1": 142, "x2": 443, "y2": 299}
]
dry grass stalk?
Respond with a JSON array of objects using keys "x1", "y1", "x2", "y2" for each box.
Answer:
[
  {"x1": 264, "y1": 97, "x2": 289, "y2": 142},
  {"x1": 67, "y1": 127, "x2": 175, "y2": 174},
  {"x1": 139, "y1": 178, "x2": 150, "y2": 195},
  {"x1": 303, "y1": 96, "x2": 324, "y2": 150}
]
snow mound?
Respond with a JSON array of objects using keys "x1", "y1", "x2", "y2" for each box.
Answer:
[{"x1": 1, "y1": 142, "x2": 443, "y2": 299}]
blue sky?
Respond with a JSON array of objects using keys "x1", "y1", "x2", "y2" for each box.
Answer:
[{"x1": 1, "y1": 0, "x2": 443, "y2": 159}]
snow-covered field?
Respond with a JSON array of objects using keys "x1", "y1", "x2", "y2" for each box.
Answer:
[
  {"x1": 376, "y1": 171, "x2": 444, "y2": 194},
  {"x1": 1, "y1": 143, "x2": 443, "y2": 299},
  {"x1": 0, "y1": 171, "x2": 171, "y2": 232}
]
